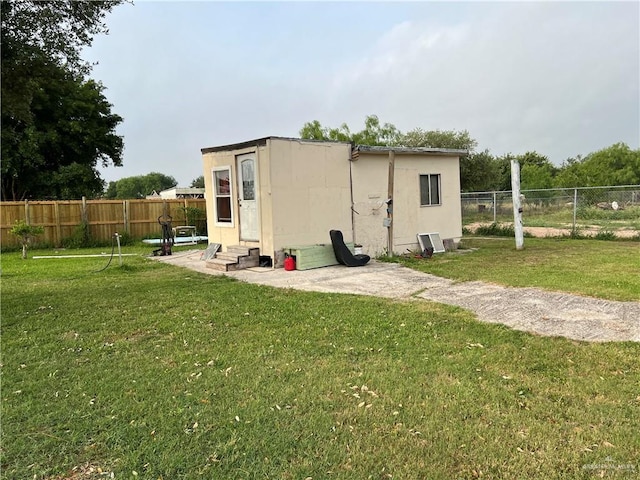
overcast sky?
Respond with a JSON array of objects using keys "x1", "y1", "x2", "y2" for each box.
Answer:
[{"x1": 83, "y1": 1, "x2": 640, "y2": 188}]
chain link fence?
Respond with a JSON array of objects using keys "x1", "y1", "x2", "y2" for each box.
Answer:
[{"x1": 461, "y1": 185, "x2": 640, "y2": 237}]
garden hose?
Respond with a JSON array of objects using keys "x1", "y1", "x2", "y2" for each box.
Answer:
[{"x1": 93, "y1": 233, "x2": 117, "y2": 273}]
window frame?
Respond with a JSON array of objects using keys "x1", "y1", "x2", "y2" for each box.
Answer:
[
  {"x1": 212, "y1": 166, "x2": 234, "y2": 226},
  {"x1": 419, "y1": 173, "x2": 442, "y2": 207}
]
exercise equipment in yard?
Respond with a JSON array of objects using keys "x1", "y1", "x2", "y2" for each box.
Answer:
[{"x1": 153, "y1": 214, "x2": 174, "y2": 256}]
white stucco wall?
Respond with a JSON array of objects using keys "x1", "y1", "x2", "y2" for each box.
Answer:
[
  {"x1": 268, "y1": 138, "x2": 352, "y2": 252},
  {"x1": 351, "y1": 153, "x2": 462, "y2": 256},
  {"x1": 202, "y1": 138, "x2": 352, "y2": 260}
]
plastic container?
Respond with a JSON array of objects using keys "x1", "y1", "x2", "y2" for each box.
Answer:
[{"x1": 284, "y1": 254, "x2": 296, "y2": 271}]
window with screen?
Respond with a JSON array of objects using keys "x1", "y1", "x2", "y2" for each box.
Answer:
[{"x1": 420, "y1": 174, "x2": 441, "y2": 206}]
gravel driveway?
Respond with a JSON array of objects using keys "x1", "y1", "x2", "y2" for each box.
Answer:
[{"x1": 153, "y1": 251, "x2": 640, "y2": 343}]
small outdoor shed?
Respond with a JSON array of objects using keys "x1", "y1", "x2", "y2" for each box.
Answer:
[{"x1": 201, "y1": 136, "x2": 465, "y2": 266}]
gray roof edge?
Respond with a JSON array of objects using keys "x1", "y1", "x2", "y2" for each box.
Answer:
[
  {"x1": 201, "y1": 136, "x2": 352, "y2": 154},
  {"x1": 353, "y1": 145, "x2": 468, "y2": 155}
]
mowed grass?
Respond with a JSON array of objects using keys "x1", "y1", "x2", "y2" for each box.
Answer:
[
  {"x1": 388, "y1": 237, "x2": 640, "y2": 302},
  {"x1": 1, "y1": 243, "x2": 639, "y2": 479}
]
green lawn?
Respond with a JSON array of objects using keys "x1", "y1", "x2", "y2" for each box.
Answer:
[
  {"x1": 1, "y1": 242, "x2": 639, "y2": 479},
  {"x1": 387, "y1": 237, "x2": 640, "y2": 302}
]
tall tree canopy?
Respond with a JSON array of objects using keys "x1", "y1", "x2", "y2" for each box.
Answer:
[
  {"x1": 400, "y1": 128, "x2": 477, "y2": 151},
  {"x1": 300, "y1": 115, "x2": 402, "y2": 146},
  {"x1": 300, "y1": 115, "x2": 485, "y2": 189},
  {"x1": 459, "y1": 150, "x2": 500, "y2": 192},
  {"x1": 516, "y1": 152, "x2": 557, "y2": 191},
  {"x1": 299, "y1": 116, "x2": 639, "y2": 192},
  {"x1": 1, "y1": 0, "x2": 124, "y2": 200},
  {"x1": 105, "y1": 173, "x2": 177, "y2": 199},
  {"x1": 554, "y1": 143, "x2": 640, "y2": 187}
]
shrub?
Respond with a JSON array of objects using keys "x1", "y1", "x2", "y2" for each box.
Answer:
[
  {"x1": 62, "y1": 220, "x2": 92, "y2": 248},
  {"x1": 593, "y1": 230, "x2": 617, "y2": 241},
  {"x1": 578, "y1": 205, "x2": 640, "y2": 221},
  {"x1": 10, "y1": 220, "x2": 44, "y2": 259}
]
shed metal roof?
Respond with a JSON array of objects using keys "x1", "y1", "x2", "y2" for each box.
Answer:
[
  {"x1": 201, "y1": 136, "x2": 468, "y2": 158},
  {"x1": 352, "y1": 145, "x2": 468, "y2": 156},
  {"x1": 200, "y1": 136, "x2": 351, "y2": 154}
]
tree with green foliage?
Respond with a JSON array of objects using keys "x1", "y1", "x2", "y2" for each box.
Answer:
[
  {"x1": 299, "y1": 117, "x2": 639, "y2": 193},
  {"x1": 300, "y1": 115, "x2": 403, "y2": 146},
  {"x1": 1, "y1": 61, "x2": 123, "y2": 200},
  {"x1": 105, "y1": 173, "x2": 178, "y2": 199},
  {"x1": 300, "y1": 115, "x2": 492, "y2": 190},
  {"x1": 191, "y1": 176, "x2": 205, "y2": 188},
  {"x1": 491, "y1": 151, "x2": 558, "y2": 192},
  {"x1": 554, "y1": 143, "x2": 640, "y2": 187},
  {"x1": 1, "y1": 0, "x2": 125, "y2": 200},
  {"x1": 521, "y1": 163, "x2": 555, "y2": 191},
  {"x1": 10, "y1": 220, "x2": 44, "y2": 259},
  {"x1": 459, "y1": 149, "x2": 500, "y2": 192},
  {"x1": 516, "y1": 152, "x2": 557, "y2": 190},
  {"x1": 400, "y1": 128, "x2": 477, "y2": 151},
  {"x1": 1, "y1": 0, "x2": 124, "y2": 73},
  {"x1": 300, "y1": 115, "x2": 477, "y2": 152}
]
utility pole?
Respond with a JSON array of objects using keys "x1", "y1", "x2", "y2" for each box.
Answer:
[
  {"x1": 386, "y1": 150, "x2": 395, "y2": 256},
  {"x1": 510, "y1": 159, "x2": 524, "y2": 250}
]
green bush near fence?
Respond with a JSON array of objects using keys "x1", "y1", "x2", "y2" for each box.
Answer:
[
  {"x1": 577, "y1": 205, "x2": 640, "y2": 221},
  {"x1": 472, "y1": 222, "x2": 534, "y2": 238}
]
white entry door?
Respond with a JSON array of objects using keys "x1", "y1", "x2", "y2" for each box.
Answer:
[{"x1": 237, "y1": 154, "x2": 259, "y2": 241}]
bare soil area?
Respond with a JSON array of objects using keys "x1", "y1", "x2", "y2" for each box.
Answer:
[{"x1": 466, "y1": 222, "x2": 639, "y2": 238}]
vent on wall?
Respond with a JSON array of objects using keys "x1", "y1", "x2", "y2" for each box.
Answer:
[{"x1": 417, "y1": 232, "x2": 445, "y2": 253}]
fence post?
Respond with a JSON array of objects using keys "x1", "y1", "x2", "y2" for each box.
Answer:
[
  {"x1": 123, "y1": 200, "x2": 130, "y2": 234},
  {"x1": 54, "y1": 201, "x2": 62, "y2": 246},
  {"x1": 81, "y1": 196, "x2": 88, "y2": 224},
  {"x1": 493, "y1": 191, "x2": 497, "y2": 223},
  {"x1": 572, "y1": 188, "x2": 578, "y2": 233},
  {"x1": 24, "y1": 199, "x2": 30, "y2": 224}
]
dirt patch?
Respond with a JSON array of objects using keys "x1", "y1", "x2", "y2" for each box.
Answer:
[
  {"x1": 466, "y1": 222, "x2": 639, "y2": 239},
  {"x1": 45, "y1": 463, "x2": 113, "y2": 479}
]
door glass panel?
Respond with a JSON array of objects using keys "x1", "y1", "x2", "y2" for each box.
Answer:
[{"x1": 241, "y1": 159, "x2": 255, "y2": 200}]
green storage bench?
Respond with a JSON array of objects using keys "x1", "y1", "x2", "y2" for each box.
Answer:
[{"x1": 283, "y1": 242, "x2": 354, "y2": 270}]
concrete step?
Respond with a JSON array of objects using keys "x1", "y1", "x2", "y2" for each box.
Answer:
[
  {"x1": 233, "y1": 254, "x2": 259, "y2": 270},
  {"x1": 215, "y1": 252, "x2": 242, "y2": 262},
  {"x1": 226, "y1": 245, "x2": 259, "y2": 256},
  {"x1": 208, "y1": 245, "x2": 261, "y2": 271},
  {"x1": 206, "y1": 258, "x2": 237, "y2": 272}
]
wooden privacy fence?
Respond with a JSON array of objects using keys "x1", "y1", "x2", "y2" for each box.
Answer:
[{"x1": 0, "y1": 198, "x2": 207, "y2": 248}]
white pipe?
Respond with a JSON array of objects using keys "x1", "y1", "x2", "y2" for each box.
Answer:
[{"x1": 115, "y1": 232, "x2": 123, "y2": 266}]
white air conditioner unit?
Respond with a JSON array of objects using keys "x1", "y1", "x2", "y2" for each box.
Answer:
[{"x1": 416, "y1": 232, "x2": 445, "y2": 253}]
